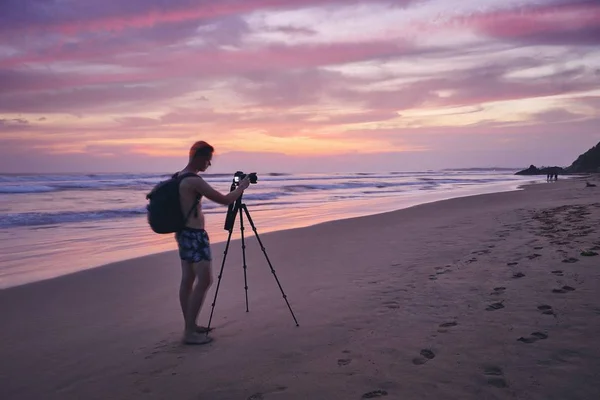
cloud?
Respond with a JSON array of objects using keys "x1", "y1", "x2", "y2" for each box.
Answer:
[
  {"x1": 533, "y1": 108, "x2": 585, "y2": 123},
  {"x1": 466, "y1": 1, "x2": 600, "y2": 46},
  {"x1": 0, "y1": 0, "x2": 415, "y2": 36},
  {"x1": 0, "y1": 39, "x2": 416, "y2": 113},
  {"x1": 0, "y1": 79, "x2": 199, "y2": 113},
  {"x1": 0, "y1": 118, "x2": 30, "y2": 132}
]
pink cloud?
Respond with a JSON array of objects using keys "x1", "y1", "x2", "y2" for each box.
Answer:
[
  {"x1": 0, "y1": 40, "x2": 416, "y2": 113},
  {"x1": 465, "y1": 1, "x2": 600, "y2": 45},
  {"x1": 0, "y1": 0, "x2": 414, "y2": 36},
  {"x1": 0, "y1": 79, "x2": 198, "y2": 114},
  {"x1": 140, "y1": 41, "x2": 411, "y2": 74},
  {"x1": 3, "y1": 53, "x2": 598, "y2": 116}
]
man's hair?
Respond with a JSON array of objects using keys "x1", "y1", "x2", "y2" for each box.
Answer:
[{"x1": 189, "y1": 141, "x2": 214, "y2": 160}]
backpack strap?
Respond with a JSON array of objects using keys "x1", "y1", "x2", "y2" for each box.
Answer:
[{"x1": 183, "y1": 199, "x2": 199, "y2": 223}]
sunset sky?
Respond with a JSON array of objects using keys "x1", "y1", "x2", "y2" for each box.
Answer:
[{"x1": 1, "y1": 0, "x2": 599, "y2": 173}]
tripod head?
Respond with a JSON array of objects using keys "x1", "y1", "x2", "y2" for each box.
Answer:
[{"x1": 224, "y1": 171, "x2": 257, "y2": 230}]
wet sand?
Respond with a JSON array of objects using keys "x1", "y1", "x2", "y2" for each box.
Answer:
[{"x1": 1, "y1": 175, "x2": 599, "y2": 400}]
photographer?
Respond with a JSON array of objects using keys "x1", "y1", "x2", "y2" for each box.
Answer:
[{"x1": 175, "y1": 141, "x2": 251, "y2": 345}]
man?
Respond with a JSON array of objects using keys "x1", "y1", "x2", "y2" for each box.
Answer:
[{"x1": 175, "y1": 141, "x2": 251, "y2": 345}]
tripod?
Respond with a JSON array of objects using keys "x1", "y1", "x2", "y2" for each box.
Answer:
[{"x1": 205, "y1": 190, "x2": 299, "y2": 333}]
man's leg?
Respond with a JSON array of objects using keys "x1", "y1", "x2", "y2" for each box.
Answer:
[
  {"x1": 183, "y1": 260, "x2": 213, "y2": 344},
  {"x1": 179, "y1": 261, "x2": 195, "y2": 325}
]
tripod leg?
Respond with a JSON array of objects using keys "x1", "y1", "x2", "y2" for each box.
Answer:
[
  {"x1": 239, "y1": 204, "x2": 250, "y2": 312},
  {"x1": 241, "y1": 204, "x2": 299, "y2": 326},
  {"x1": 205, "y1": 210, "x2": 237, "y2": 334}
]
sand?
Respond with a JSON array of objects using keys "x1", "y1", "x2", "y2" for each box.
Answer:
[{"x1": 1, "y1": 175, "x2": 599, "y2": 400}]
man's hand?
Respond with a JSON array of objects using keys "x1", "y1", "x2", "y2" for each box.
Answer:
[{"x1": 239, "y1": 176, "x2": 251, "y2": 190}]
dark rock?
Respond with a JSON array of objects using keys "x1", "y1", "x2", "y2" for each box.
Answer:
[
  {"x1": 566, "y1": 141, "x2": 600, "y2": 173},
  {"x1": 515, "y1": 165, "x2": 565, "y2": 176},
  {"x1": 515, "y1": 140, "x2": 600, "y2": 176}
]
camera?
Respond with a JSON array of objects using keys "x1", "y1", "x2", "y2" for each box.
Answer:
[
  {"x1": 233, "y1": 171, "x2": 258, "y2": 185},
  {"x1": 225, "y1": 171, "x2": 258, "y2": 231}
]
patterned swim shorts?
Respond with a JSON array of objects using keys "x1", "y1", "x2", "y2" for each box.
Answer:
[{"x1": 175, "y1": 228, "x2": 212, "y2": 263}]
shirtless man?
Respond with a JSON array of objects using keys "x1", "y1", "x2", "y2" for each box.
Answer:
[{"x1": 175, "y1": 141, "x2": 251, "y2": 345}]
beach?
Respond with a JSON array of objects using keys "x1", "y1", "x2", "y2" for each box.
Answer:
[{"x1": 1, "y1": 175, "x2": 599, "y2": 400}]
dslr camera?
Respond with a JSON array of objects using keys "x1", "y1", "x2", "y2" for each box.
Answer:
[
  {"x1": 233, "y1": 171, "x2": 258, "y2": 185},
  {"x1": 225, "y1": 171, "x2": 258, "y2": 231}
]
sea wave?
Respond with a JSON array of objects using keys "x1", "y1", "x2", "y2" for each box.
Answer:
[
  {"x1": 0, "y1": 192, "x2": 291, "y2": 228},
  {"x1": 0, "y1": 171, "x2": 517, "y2": 195},
  {"x1": 0, "y1": 171, "x2": 525, "y2": 228},
  {"x1": 0, "y1": 208, "x2": 148, "y2": 228}
]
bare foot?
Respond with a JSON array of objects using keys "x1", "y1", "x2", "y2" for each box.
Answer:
[
  {"x1": 195, "y1": 325, "x2": 214, "y2": 334},
  {"x1": 183, "y1": 332, "x2": 213, "y2": 345}
]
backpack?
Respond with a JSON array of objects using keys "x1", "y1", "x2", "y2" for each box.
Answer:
[{"x1": 146, "y1": 172, "x2": 199, "y2": 234}]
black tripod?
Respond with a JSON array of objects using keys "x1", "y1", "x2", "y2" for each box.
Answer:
[{"x1": 205, "y1": 186, "x2": 299, "y2": 333}]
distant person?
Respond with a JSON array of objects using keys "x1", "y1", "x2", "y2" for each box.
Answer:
[
  {"x1": 546, "y1": 167, "x2": 559, "y2": 182},
  {"x1": 175, "y1": 141, "x2": 251, "y2": 345}
]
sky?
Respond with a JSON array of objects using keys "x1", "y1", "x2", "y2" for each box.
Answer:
[{"x1": 0, "y1": 0, "x2": 599, "y2": 173}]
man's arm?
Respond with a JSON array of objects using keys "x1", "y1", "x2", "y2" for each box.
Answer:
[{"x1": 190, "y1": 176, "x2": 249, "y2": 205}]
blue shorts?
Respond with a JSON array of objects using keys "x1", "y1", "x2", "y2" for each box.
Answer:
[{"x1": 175, "y1": 228, "x2": 212, "y2": 263}]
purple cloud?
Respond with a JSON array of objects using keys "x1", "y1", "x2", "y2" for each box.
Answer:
[
  {"x1": 0, "y1": 0, "x2": 414, "y2": 36},
  {"x1": 468, "y1": 1, "x2": 600, "y2": 46}
]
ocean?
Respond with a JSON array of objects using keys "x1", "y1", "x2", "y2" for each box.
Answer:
[{"x1": 0, "y1": 169, "x2": 541, "y2": 289}]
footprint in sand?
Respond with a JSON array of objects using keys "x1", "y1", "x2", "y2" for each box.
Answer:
[
  {"x1": 412, "y1": 349, "x2": 436, "y2": 365},
  {"x1": 517, "y1": 332, "x2": 548, "y2": 344},
  {"x1": 247, "y1": 386, "x2": 288, "y2": 400},
  {"x1": 507, "y1": 262, "x2": 519, "y2": 266},
  {"x1": 491, "y1": 287, "x2": 506, "y2": 296},
  {"x1": 361, "y1": 390, "x2": 388, "y2": 398},
  {"x1": 537, "y1": 305, "x2": 555, "y2": 316},
  {"x1": 581, "y1": 251, "x2": 599, "y2": 257},
  {"x1": 552, "y1": 286, "x2": 576, "y2": 294},
  {"x1": 483, "y1": 365, "x2": 508, "y2": 388},
  {"x1": 429, "y1": 275, "x2": 438, "y2": 281},
  {"x1": 486, "y1": 302, "x2": 505, "y2": 311},
  {"x1": 382, "y1": 301, "x2": 400, "y2": 310},
  {"x1": 534, "y1": 246, "x2": 544, "y2": 250},
  {"x1": 439, "y1": 321, "x2": 458, "y2": 328},
  {"x1": 337, "y1": 358, "x2": 352, "y2": 367},
  {"x1": 551, "y1": 270, "x2": 564, "y2": 276},
  {"x1": 527, "y1": 254, "x2": 542, "y2": 260},
  {"x1": 431, "y1": 265, "x2": 453, "y2": 276},
  {"x1": 562, "y1": 257, "x2": 579, "y2": 263},
  {"x1": 512, "y1": 272, "x2": 526, "y2": 279},
  {"x1": 438, "y1": 321, "x2": 458, "y2": 333}
]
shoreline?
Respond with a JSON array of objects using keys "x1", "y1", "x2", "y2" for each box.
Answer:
[{"x1": 1, "y1": 178, "x2": 544, "y2": 291}]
